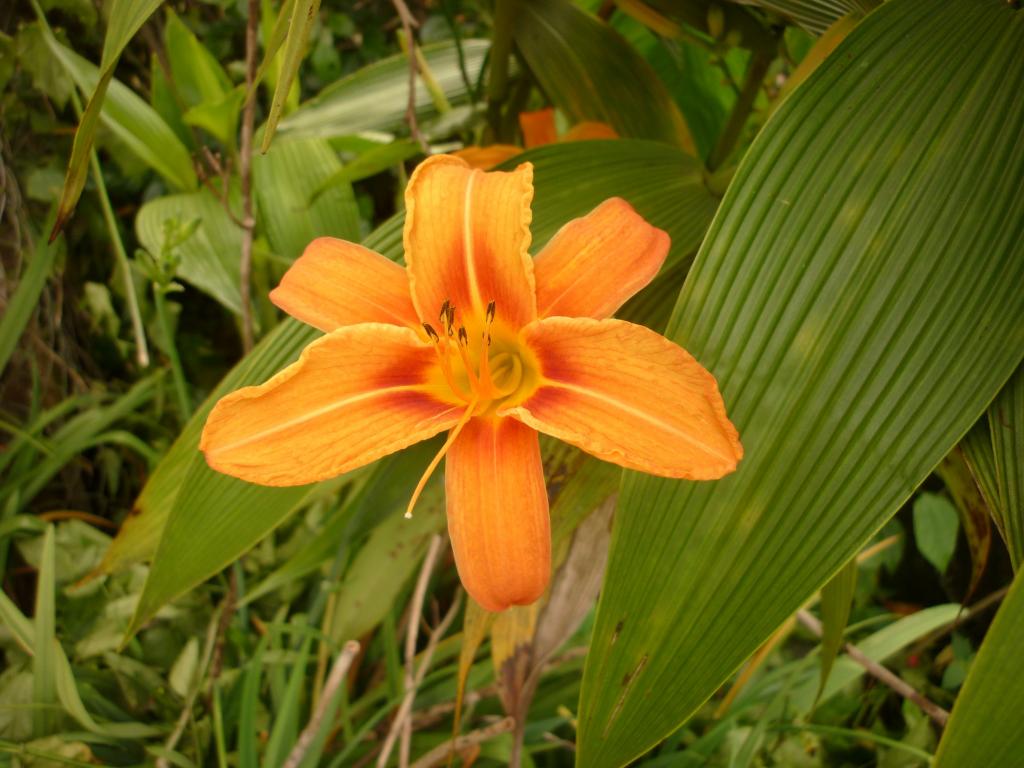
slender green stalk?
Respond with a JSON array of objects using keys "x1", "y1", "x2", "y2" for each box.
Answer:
[
  {"x1": 486, "y1": 0, "x2": 517, "y2": 142},
  {"x1": 152, "y1": 285, "x2": 192, "y2": 421},
  {"x1": 707, "y1": 49, "x2": 773, "y2": 171},
  {"x1": 71, "y1": 94, "x2": 150, "y2": 368}
]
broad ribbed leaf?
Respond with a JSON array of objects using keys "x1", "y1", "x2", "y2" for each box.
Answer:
[
  {"x1": 732, "y1": 0, "x2": 877, "y2": 35},
  {"x1": 121, "y1": 139, "x2": 716, "y2": 637},
  {"x1": 513, "y1": 0, "x2": 693, "y2": 152},
  {"x1": 934, "y1": 571, "x2": 1024, "y2": 766},
  {"x1": 253, "y1": 136, "x2": 360, "y2": 261},
  {"x1": 275, "y1": 40, "x2": 489, "y2": 140},
  {"x1": 988, "y1": 365, "x2": 1024, "y2": 569},
  {"x1": 578, "y1": 1, "x2": 1024, "y2": 764}
]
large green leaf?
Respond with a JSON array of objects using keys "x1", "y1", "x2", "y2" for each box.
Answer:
[
  {"x1": 41, "y1": 33, "x2": 197, "y2": 192},
  {"x1": 577, "y1": 1, "x2": 1024, "y2": 764},
  {"x1": 934, "y1": 571, "x2": 1024, "y2": 767},
  {"x1": 987, "y1": 364, "x2": 1024, "y2": 569},
  {"x1": 121, "y1": 139, "x2": 716, "y2": 636},
  {"x1": 513, "y1": 0, "x2": 693, "y2": 152},
  {"x1": 274, "y1": 40, "x2": 489, "y2": 141}
]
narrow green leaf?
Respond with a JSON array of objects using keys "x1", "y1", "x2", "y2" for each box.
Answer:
[
  {"x1": 121, "y1": 139, "x2": 717, "y2": 637},
  {"x1": 934, "y1": 571, "x2": 1024, "y2": 767},
  {"x1": 32, "y1": 526, "x2": 57, "y2": 736},
  {"x1": 275, "y1": 40, "x2": 489, "y2": 141},
  {"x1": 34, "y1": 0, "x2": 164, "y2": 237},
  {"x1": 41, "y1": 33, "x2": 197, "y2": 191},
  {"x1": 238, "y1": 634, "x2": 269, "y2": 768},
  {"x1": 164, "y1": 9, "x2": 232, "y2": 107},
  {"x1": 817, "y1": 557, "x2": 856, "y2": 697},
  {"x1": 937, "y1": 449, "x2": 991, "y2": 601},
  {"x1": 253, "y1": 0, "x2": 297, "y2": 100},
  {"x1": 0, "y1": 207, "x2": 58, "y2": 378},
  {"x1": 263, "y1": 635, "x2": 313, "y2": 766},
  {"x1": 988, "y1": 364, "x2": 1024, "y2": 569},
  {"x1": 261, "y1": 0, "x2": 321, "y2": 153},
  {"x1": 913, "y1": 493, "x2": 959, "y2": 575},
  {"x1": 308, "y1": 139, "x2": 422, "y2": 202},
  {"x1": 513, "y1": 0, "x2": 694, "y2": 152},
  {"x1": 0, "y1": 587, "x2": 36, "y2": 655},
  {"x1": 578, "y1": 1, "x2": 1024, "y2": 764}
]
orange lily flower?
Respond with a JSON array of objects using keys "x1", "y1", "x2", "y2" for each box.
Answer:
[
  {"x1": 454, "y1": 107, "x2": 620, "y2": 170},
  {"x1": 200, "y1": 155, "x2": 742, "y2": 612}
]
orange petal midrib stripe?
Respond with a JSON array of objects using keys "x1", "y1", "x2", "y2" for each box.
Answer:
[
  {"x1": 523, "y1": 378, "x2": 735, "y2": 463},
  {"x1": 211, "y1": 386, "x2": 456, "y2": 455},
  {"x1": 462, "y1": 170, "x2": 485, "y2": 316}
]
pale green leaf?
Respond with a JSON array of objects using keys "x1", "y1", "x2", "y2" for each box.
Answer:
[
  {"x1": 275, "y1": 40, "x2": 489, "y2": 141},
  {"x1": 32, "y1": 526, "x2": 57, "y2": 736},
  {"x1": 934, "y1": 571, "x2": 1024, "y2": 767},
  {"x1": 913, "y1": 493, "x2": 959, "y2": 575},
  {"x1": 261, "y1": 0, "x2": 321, "y2": 153},
  {"x1": 578, "y1": 1, "x2": 1024, "y2": 764},
  {"x1": 818, "y1": 557, "x2": 857, "y2": 697}
]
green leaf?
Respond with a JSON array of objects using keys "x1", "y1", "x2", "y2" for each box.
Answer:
[
  {"x1": 988, "y1": 364, "x2": 1024, "y2": 569},
  {"x1": 253, "y1": 136, "x2": 361, "y2": 261},
  {"x1": 32, "y1": 526, "x2": 57, "y2": 736},
  {"x1": 512, "y1": 0, "x2": 694, "y2": 152},
  {"x1": 40, "y1": 31, "x2": 197, "y2": 192},
  {"x1": 934, "y1": 571, "x2": 1024, "y2": 766},
  {"x1": 275, "y1": 39, "x2": 489, "y2": 141},
  {"x1": 32, "y1": 0, "x2": 165, "y2": 237},
  {"x1": 120, "y1": 139, "x2": 716, "y2": 637},
  {"x1": 163, "y1": 9, "x2": 232, "y2": 108},
  {"x1": 0, "y1": 208, "x2": 58, "y2": 378},
  {"x1": 937, "y1": 449, "x2": 992, "y2": 602},
  {"x1": 817, "y1": 557, "x2": 856, "y2": 697},
  {"x1": 261, "y1": 0, "x2": 322, "y2": 153},
  {"x1": 309, "y1": 139, "x2": 422, "y2": 202},
  {"x1": 577, "y1": 0, "x2": 1024, "y2": 764},
  {"x1": 913, "y1": 493, "x2": 959, "y2": 575},
  {"x1": 135, "y1": 189, "x2": 244, "y2": 314},
  {"x1": 744, "y1": 0, "x2": 878, "y2": 36}
]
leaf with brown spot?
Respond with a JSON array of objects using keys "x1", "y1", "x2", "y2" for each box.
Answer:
[{"x1": 938, "y1": 448, "x2": 992, "y2": 602}]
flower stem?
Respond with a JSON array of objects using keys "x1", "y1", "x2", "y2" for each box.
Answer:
[
  {"x1": 707, "y1": 49, "x2": 773, "y2": 172},
  {"x1": 153, "y1": 285, "x2": 191, "y2": 422},
  {"x1": 486, "y1": 0, "x2": 518, "y2": 142}
]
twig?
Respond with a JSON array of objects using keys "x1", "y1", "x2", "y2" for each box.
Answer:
[
  {"x1": 409, "y1": 717, "x2": 516, "y2": 768},
  {"x1": 796, "y1": 609, "x2": 950, "y2": 727},
  {"x1": 282, "y1": 640, "x2": 361, "y2": 768},
  {"x1": 392, "y1": 0, "x2": 428, "y2": 152},
  {"x1": 238, "y1": 0, "x2": 260, "y2": 354},
  {"x1": 399, "y1": 535, "x2": 444, "y2": 766},
  {"x1": 157, "y1": 602, "x2": 226, "y2": 768},
  {"x1": 377, "y1": 588, "x2": 464, "y2": 768}
]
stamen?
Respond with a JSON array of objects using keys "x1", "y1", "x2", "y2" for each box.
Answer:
[
  {"x1": 486, "y1": 300, "x2": 496, "y2": 324},
  {"x1": 457, "y1": 326, "x2": 469, "y2": 346},
  {"x1": 455, "y1": 331, "x2": 481, "y2": 391},
  {"x1": 423, "y1": 323, "x2": 439, "y2": 342},
  {"x1": 405, "y1": 395, "x2": 480, "y2": 519}
]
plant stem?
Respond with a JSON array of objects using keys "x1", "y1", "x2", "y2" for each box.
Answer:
[
  {"x1": 152, "y1": 286, "x2": 191, "y2": 421},
  {"x1": 238, "y1": 0, "x2": 260, "y2": 354},
  {"x1": 74, "y1": 95, "x2": 150, "y2": 368},
  {"x1": 486, "y1": 0, "x2": 517, "y2": 142},
  {"x1": 707, "y1": 49, "x2": 773, "y2": 172}
]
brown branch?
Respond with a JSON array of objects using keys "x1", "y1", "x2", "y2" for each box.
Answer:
[
  {"x1": 282, "y1": 641, "x2": 361, "y2": 768},
  {"x1": 796, "y1": 609, "x2": 950, "y2": 727},
  {"x1": 377, "y1": 586, "x2": 463, "y2": 768},
  {"x1": 238, "y1": 0, "x2": 260, "y2": 353},
  {"x1": 391, "y1": 0, "x2": 429, "y2": 152},
  {"x1": 409, "y1": 717, "x2": 516, "y2": 768}
]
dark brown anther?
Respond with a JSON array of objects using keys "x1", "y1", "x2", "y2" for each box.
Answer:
[
  {"x1": 457, "y1": 326, "x2": 469, "y2": 346},
  {"x1": 486, "y1": 300, "x2": 496, "y2": 324},
  {"x1": 423, "y1": 323, "x2": 439, "y2": 342},
  {"x1": 486, "y1": 333, "x2": 492, "y2": 346}
]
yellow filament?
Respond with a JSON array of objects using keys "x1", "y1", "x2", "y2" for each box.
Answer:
[
  {"x1": 434, "y1": 342, "x2": 472, "y2": 402},
  {"x1": 405, "y1": 395, "x2": 480, "y2": 519}
]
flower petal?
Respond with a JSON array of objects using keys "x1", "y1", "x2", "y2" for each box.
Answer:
[
  {"x1": 446, "y1": 416, "x2": 550, "y2": 612},
  {"x1": 504, "y1": 317, "x2": 743, "y2": 480},
  {"x1": 450, "y1": 145, "x2": 523, "y2": 170},
  {"x1": 533, "y1": 198, "x2": 670, "y2": 319},
  {"x1": 559, "y1": 121, "x2": 619, "y2": 142},
  {"x1": 269, "y1": 237, "x2": 419, "y2": 332},
  {"x1": 201, "y1": 324, "x2": 460, "y2": 486},
  {"x1": 405, "y1": 155, "x2": 536, "y2": 329},
  {"x1": 519, "y1": 108, "x2": 558, "y2": 148}
]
